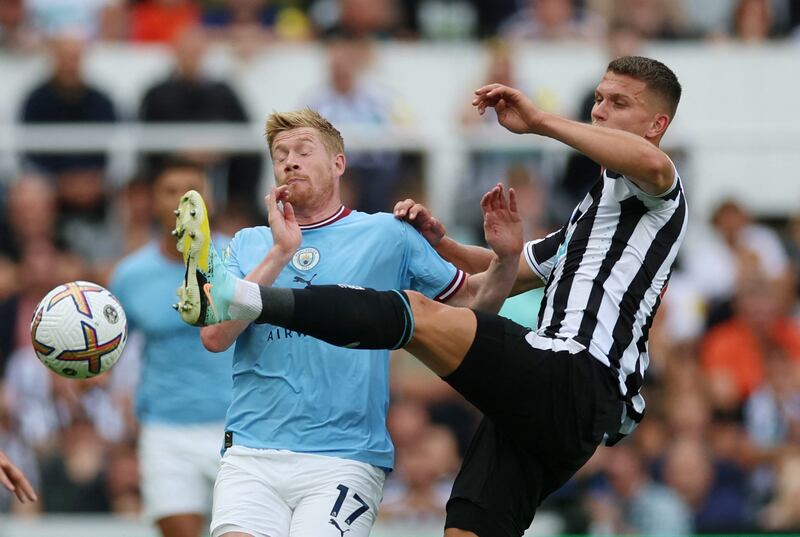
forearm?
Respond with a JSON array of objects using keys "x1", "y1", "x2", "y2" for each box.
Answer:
[
  {"x1": 464, "y1": 255, "x2": 519, "y2": 314},
  {"x1": 538, "y1": 113, "x2": 673, "y2": 194},
  {"x1": 201, "y1": 247, "x2": 293, "y2": 352},
  {"x1": 436, "y1": 236, "x2": 496, "y2": 274}
]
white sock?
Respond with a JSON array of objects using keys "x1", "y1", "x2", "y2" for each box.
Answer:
[{"x1": 229, "y1": 279, "x2": 262, "y2": 321}]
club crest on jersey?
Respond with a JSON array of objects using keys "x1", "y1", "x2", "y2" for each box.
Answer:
[{"x1": 292, "y1": 247, "x2": 320, "y2": 271}]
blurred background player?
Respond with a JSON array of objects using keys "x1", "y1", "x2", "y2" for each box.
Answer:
[
  {"x1": 110, "y1": 159, "x2": 234, "y2": 537},
  {"x1": 195, "y1": 109, "x2": 470, "y2": 537}
]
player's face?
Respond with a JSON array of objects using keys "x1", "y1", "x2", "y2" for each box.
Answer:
[
  {"x1": 154, "y1": 168, "x2": 207, "y2": 231},
  {"x1": 591, "y1": 72, "x2": 664, "y2": 140},
  {"x1": 271, "y1": 127, "x2": 343, "y2": 210}
]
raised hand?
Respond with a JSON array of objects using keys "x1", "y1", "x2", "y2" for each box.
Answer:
[
  {"x1": 0, "y1": 450, "x2": 37, "y2": 503},
  {"x1": 394, "y1": 198, "x2": 446, "y2": 246},
  {"x1": 472, "y1": 84, "x2": 544, "y2": 135},
  {"x1": 481, "y1": 183, "x2": 522, "y2": 261},
  {"x1": 266, "y1": 186, "x2": 302, "y2": 257}
]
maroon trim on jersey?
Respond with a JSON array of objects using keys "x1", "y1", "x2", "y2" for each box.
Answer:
[
  {"x1": 299, "y1": 206, "x2": 352, "y2": 230},
  {"x1": 435, "y1": 270, "x2": 466, "y2": 302}
]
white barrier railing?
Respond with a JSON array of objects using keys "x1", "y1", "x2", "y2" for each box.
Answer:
[{"x1": 2, "y1": 122, "x2": 800, "y2": 240}]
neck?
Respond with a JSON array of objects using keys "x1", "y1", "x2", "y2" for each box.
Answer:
[
  {"x1": 159, "y1": 232, "x2": 182, "y2": 261},
  {"x1": 293, "y1": 198, "x2": 345, "y2": 226}
]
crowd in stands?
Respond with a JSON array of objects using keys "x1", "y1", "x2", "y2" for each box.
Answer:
[
  {"x1": 1, "y1": 0, "x2": 800, "y2": 535},
  {"x1": 1, "y1": 0, "x2": 800, "y2": 50}
]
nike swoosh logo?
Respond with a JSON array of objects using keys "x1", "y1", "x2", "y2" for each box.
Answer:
[
  {"x1": 204, "y1": 283, "x2": 219, "y2": 320},
  {"x1": 343, "y1": 342, "x2": 360, "y2": 349}
]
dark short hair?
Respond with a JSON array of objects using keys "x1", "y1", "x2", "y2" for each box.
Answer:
[
  {"x1": 149, "y1": 156, "x2": 206, "y2": 185},
  {"x1": 607, "y1": 56, "x2": 682, "y2": 118}
]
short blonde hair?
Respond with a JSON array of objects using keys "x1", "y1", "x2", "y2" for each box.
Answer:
[{"x1": 265, "y1": 109, "x2": 345, "y2": 156}]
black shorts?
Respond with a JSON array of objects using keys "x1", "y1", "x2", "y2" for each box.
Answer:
[{"x1": 441, "y1": 310, "x2": 622, "y2": 537}]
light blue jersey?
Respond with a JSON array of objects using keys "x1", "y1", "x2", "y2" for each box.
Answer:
[
  {"x1": 224, "y1": 208, "x2": 464, "y2": 469},
  {"x1": 110, "y1": 241, "x2": 233, "y2": 424}
]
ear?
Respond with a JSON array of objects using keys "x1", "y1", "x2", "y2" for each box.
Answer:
[
  {"x1": 647, "y1": 113, "x2": 670, "y2": 140},
  {"x1": 333, "y1": 152, "x2": 346, "y2": 177}
]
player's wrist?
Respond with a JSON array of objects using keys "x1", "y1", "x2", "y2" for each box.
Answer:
[{"x1": 269, "y1": 245, "x2": 296, "y2": 263}]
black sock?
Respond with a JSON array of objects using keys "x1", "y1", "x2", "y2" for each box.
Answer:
[{"x1": 256, "y1": 285, "x2": 414, "y2": 350}]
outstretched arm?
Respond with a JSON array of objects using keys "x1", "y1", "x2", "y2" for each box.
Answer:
[
  {"x1": 0, "y1": 450, "x2": 36, "y2": 504},
  {"x1": 201, "y1": 186, "x2": 301, "y2": 352},
  {"x1": 468, "y1": 184, "x2": 523, "y2": 312},
  {"x1": 473, "y1": 84, "x2": 674, "y2": 196},
  {"x1": 435, "y1": 184, "x2": 536, "y2": 313}
]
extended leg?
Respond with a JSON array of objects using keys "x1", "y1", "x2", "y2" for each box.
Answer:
[{"x1": 256, "y1": 286, "x2": 476, "y2": 377}]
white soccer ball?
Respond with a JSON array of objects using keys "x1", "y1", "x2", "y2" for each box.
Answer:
[{"x1": 30, "y1": 281, "x2": 128, "y2": 379}]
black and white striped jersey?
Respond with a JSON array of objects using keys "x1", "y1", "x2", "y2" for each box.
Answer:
[{"x1": 523, "y1": 166, "x2": 687, "y2": 444}]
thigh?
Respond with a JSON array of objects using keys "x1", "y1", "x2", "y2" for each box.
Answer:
[
  {"x1": 440, "y1": 310, "x2": 539, "y2": 422},
  {"x1": 446, "y1": 417, "x2": 541, "y2": 537},
  {"x1": 404, "y1": 291, "x2": 478, "y2": 377},
  {"x1": 211, "y1": 449, "x2": 291, "y2": 537},
  {"x1": 288, "y1": 455, "x2": 385, "y2": 537},
  {"x1": 139, "y1": 424, "x2": 218, "y2": 522}
]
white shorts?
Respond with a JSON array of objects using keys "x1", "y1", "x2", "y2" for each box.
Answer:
[
  {"x1": 139, "y1": 422, "x2": 224, "y2": 521},
  {"x1": 211, "y1": 446, "x2": 386, "y2": 537}
]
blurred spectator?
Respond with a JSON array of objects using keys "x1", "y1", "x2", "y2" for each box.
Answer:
[
  {"x1": 312, "y1": 0, "x2": 401, "y2": 38},
  {"x1": 608, "y1": 0, "x2": 690, "y2": 40},
  {"x1": 303, "y1": 36, "x2": 406, "y2": 212},
  {"x1": 117, "y1": 174, "x2": 156, "y2": 256},
  {"x1": 458, "y1": 41, "x2": 560, "y2": 242},
  {"x1": 459, "y1": 40, "x2": 517, "y2": 127},
  {"x1": 50, "y1": 374, "x2": 130, "y2": 444},
  {"x1": 500, "y1": 0, "x2": 606, "y2": 42},
  {"x1": 0, "y1": 238, "x2": 85, "y2": 372},
  {"x1": 203, "y1": 0, "x2": 277, "y2": 30},
  {"x1": 386, "y1": 398, "x2": 431, "y2": 455},
  {"x1": 745, "y1": 345, "x2": 800, "y2": 449},
  {"x1": 129, "y1": 0, "x2": 200, "y2": 43},
  {"x1": 139, "y1": 26, "x2": 262, "y2": 215},
  {"x1": 390, "y1": 351, "x2": 479, "y2": 456},
  {"x1": 399, "y1": 0, "x2": 513, "y2": 39},
  {"x1": 39, "y1": 418, "x2": 110, "y2": 512},
  {"x1": 105, "y1": 441, "x2": 140, "y2": 516},
  {"x1": 792, "y1": 0, "x2": 800, "y2": 39},
  {"x1": 557, "y1": 22, "x2": 644, "y2": 208},
  {"x1": 589, "y1": 441, "x2": 692, "y2": 535},
  {"x1": 412, "y1": 0, "x2": 477, "y2": 40},
  {"x1": 733, "y1": 0, "x2": 776, "y2": 41},
  {"x1": 202, "y1": 0, "x2": 277, "y2": 56},
  {"x1": 687, "y1": 199, "x2": 792, "y2": 321},
  {"x1": 675, "y1": 0, "x2": 735, "y2": 39},
  {"x1": 0, "y1": 174, "x2": 60, "y2": 262},
  {"x1": 701, "y1": 271, "x2": 800, "y2": 409},
  {"x1": 760, "y1": 452, "x2": 800, "y2": 532},
  {"x1": 18, "y1": 35, "x2": 121, "y2": 270},
  {"x1": 744, "y1": 345, "x2": 800, "y2": 512},
  {"x1": 20, "y1": 34, "x2": 117, "y2": 177},
  {"x1": 665, "y1": 390, "x2": 712, "y2": 440},
  {"x1": 380, "y1": 425, "x2": 459, "y2": 523},
  {"x1": 662, "y1": 436, "x2": 752, "y2": 533},
  {"x1": 26, "y1": 0, "x2": 126, "y2": 41},
  {"x1": 0, "y1": 0, "x2": 39, "y2": 51},
  {"x1": 0, "y1": 175, "x2": 61, "y2": 372}
]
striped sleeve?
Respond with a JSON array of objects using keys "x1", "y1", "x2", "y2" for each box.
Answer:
[
  {"x1": 523, "y1": 226, "x2": 567, "y2": 282},
  {"x1": 434, "y1": 269, "x2": 466, "y2": 302}
]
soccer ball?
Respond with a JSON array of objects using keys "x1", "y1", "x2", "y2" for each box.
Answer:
[{"x1": 30, "y1": 281, "x2": 128, "y2": 379}]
